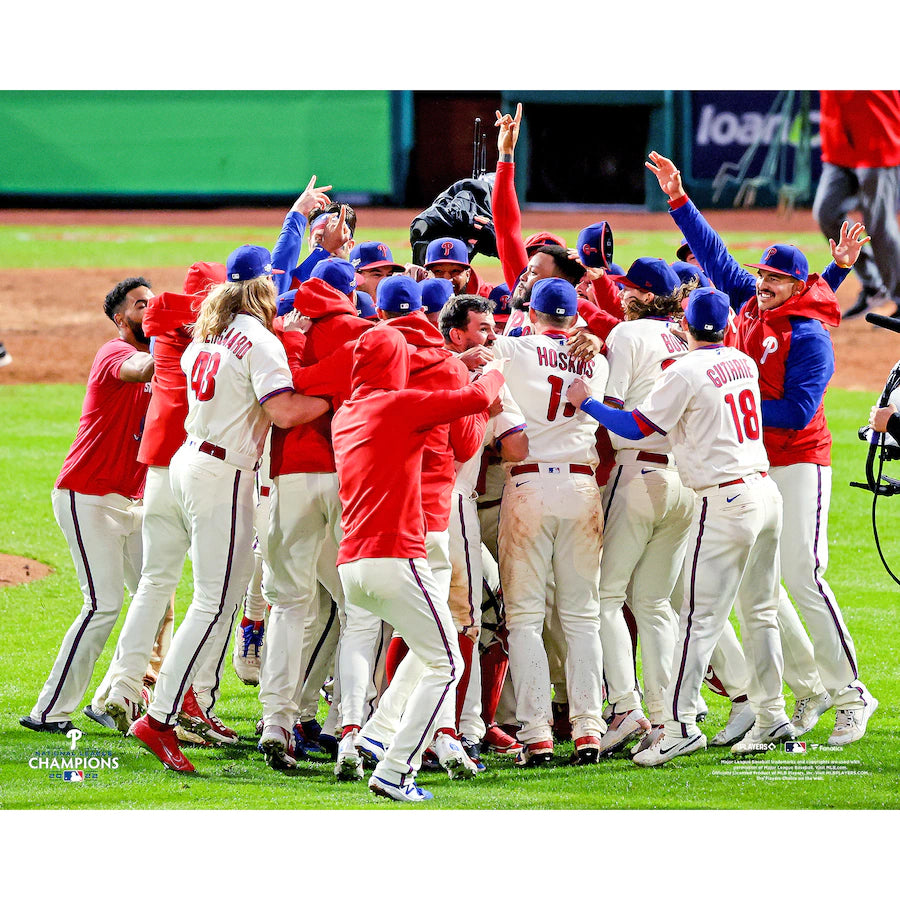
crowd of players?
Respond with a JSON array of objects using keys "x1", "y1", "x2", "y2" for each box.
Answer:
[{"x1": 18, "y1": 102, "x2": 891, "y2": 802}]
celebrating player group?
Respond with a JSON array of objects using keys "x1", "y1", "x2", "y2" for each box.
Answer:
[{"x1": 20, "y1": 103, "x2": 880, "y2": 802}]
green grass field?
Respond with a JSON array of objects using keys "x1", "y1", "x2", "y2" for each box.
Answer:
[{"x1": 1, "y1": 221, "x2": 898, "y2": 813}]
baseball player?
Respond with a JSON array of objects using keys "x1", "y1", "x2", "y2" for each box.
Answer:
[
  {"x1": 259, "y1": 257, "x2": 373, "y2": 770},
  {"x1": 593, "y1": 258, "x2": 696, "y2": 755},
  {"x1": 21, "y1": 278, "x2": 154, "y2": 734},
  {"x1": 129, "y1": 245, "x2": 330, "y2": 772},
  {"x1": 349, "y1": 240, "x2": 405, "y2": 301},
  {"x1": 491, "y1": 277, "x2": 610, "y2": 766},
  {"x1": 438, "y1": 294, "x2": 529, "y2": 760},
  {"x1": 331, "y1": 322, "x2": 505, "y2": 801},
  {"x1": 647, "y1": 151, "x2": 878, "y2": 745},
  {"x1": 569, "y1": 287, "x2": 792, "y2": 765}
]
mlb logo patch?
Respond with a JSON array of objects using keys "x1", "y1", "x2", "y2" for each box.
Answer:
[
  {"x1": 63, "y1": 770, "x2": 85, "y2": 782},
  {"x1": 783, "y1": 741, "x2": 806, "y2": 754}
]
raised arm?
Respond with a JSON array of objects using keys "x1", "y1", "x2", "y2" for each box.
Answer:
[{"x1": 492, "y1": 104, "x2": 530, "y2": 289}]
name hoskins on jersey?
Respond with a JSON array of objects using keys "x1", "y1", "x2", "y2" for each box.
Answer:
[{"x1": 534, "y1": 345, "x2": 596, "y2": 378}]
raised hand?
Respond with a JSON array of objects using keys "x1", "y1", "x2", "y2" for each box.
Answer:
[
  {"x1": 292, "y1": 175, "x2": 333, "y2": 218},
  {"x1": 494, "y1": 103, "x2": 523, "y2": 156},
  {"x1": 830, "y1": 220, "x2": 872, "y2": 268},
  {"x1": 645, "y1": 151, "x2": 686, "y2": 201}
]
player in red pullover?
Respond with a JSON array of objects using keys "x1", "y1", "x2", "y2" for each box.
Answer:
[
  {"x1": 258, "y1": 258, "x2": 374, "y2": 770},
  {"x1": 332, "y1": 323, "x2": 504, "y2": 801}
]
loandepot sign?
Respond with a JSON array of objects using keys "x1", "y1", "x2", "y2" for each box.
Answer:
[{"x1": 690, "y1": 91, "x2": 824, "y2": 183}]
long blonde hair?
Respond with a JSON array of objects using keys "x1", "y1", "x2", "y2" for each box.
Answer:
[{"x1": 192, "y1": 276, "x2": 277, "y2": 341}]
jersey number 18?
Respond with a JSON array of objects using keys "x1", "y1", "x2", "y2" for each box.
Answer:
[{"x1": 724, "y1": 389, "x2": 760, "y2": 443}]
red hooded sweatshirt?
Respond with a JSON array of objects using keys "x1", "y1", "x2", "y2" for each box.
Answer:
[
  {"x1": 332, "y1": 326, "x2": 504, "y2": 565},
  {"x1": 384, "y1": 312, "x2": 491, "y2": 532},
  {"x1": 138, "y1": 261, "x2": 225, "y2": 467},
  {"x1": 270, "y1": 277, "x2": 373, "y2": 477},
  {"x1": 726, "y1": 275, "x2": 841, "y2": 467}
]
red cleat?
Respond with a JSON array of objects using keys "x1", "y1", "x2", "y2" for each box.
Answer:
[
  {"x1": 481, "y1": 724, "x2": 523, "y2": 756},
  {"x1": 130, "y1": 715, "x2": 195, "y2": 773},
  {"x1": 178, "y1": 687, "x2": 238, "y2": 745}
]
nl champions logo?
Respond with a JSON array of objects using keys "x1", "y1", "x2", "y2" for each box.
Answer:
[{"x1": 28, "y1": 728, "x2": 119, "y2": 782}]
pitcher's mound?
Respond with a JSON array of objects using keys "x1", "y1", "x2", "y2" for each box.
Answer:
[{"x1": 0, "y1": 554, "x2": 53, "y2": 587}]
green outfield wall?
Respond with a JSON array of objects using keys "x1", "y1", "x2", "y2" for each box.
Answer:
[{"x1": 0, "y1": 91, "x2": 396, "y2": 199}]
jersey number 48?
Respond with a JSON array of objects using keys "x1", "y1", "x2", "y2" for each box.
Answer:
[{"x1": 190, "y1": 351, "x2": 221, "y2": 401}]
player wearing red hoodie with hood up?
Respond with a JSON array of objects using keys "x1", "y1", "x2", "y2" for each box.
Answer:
[
  {"x1": 332, "y1": 323, "x2": 504, "y2": 801},
  {"x1": 258, "y1": 263, "x2": 376, "y2": 770}
]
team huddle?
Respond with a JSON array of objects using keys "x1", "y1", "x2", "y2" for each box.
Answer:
[{"x1": 20, "y1": 107, "x2": 880, "y2": 802}]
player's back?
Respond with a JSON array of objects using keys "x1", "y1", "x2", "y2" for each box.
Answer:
[{"x1": 493, "y1": 332, "x2": 608, "y2": 466}]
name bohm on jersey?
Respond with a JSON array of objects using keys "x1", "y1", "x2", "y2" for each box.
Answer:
[
  {"x1": 206, "y1": 327, "x2": 253, "y2": 360},
  {"x1": 535, "y1": 346, "x2": 595, "y2": 378}
]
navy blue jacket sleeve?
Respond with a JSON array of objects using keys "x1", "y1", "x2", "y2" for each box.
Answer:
[
  {"x1": 669, "y1": 197, "x2": 757, "y2": 312},
  {"x1": 271, "y1": 211, "x2": 308, "y2": 294},
  {"x1": 761, "y1": 319, "x2": 834, "y2": 429},
  {"x1": 822, "y1": 261, "x2": 850, "y2": 293}
]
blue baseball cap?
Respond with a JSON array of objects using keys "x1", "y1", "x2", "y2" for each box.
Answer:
[
  {"x1": 421, "y1": 278, "x2": 454, "y2": 314},
  {"x1": 349, "y1": 241, "x2": 405, "y2": 273},
  {"x1": 676, "y1": 239, "x2": 694, "y2": 262},
  {"x1": 607, "y1": 263, "x2": 626, "y2": 277},
  {"x1": 684, "y1": 287, "x2": 730, "y2": 334},
  {"x1": 425, "y1": 237, "x2": 470, "y2": 268},
  {"x1": 530, "y1": 278, "x2": 578, "y2": 317},
  {"x1": 744, "y1": 244, "x2": 809, "y2": 282},
  {"x1": 576, "y1": 221, "x2": 614, "y2": 269},
  {"x1": 310, "y1": 257, "x2": 356, "y2": 296},
  {"x1": 672, "y1": 261, "x2": 711, "y2": 289},
  {"x1": 226, "y1": 245, "x2": 284, "y2": 282},
  {"x1": 356, "y1": 289, "x2": 377, "y2": 319},
  {"x1": 609, "y1": 257, "x2": 680, "y2": 296},
  {"x1": 376, "y1": 275, "x2": 423, "y2": 313}
]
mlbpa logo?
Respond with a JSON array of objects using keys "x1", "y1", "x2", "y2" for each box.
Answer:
[{"x1": 783, "y1": 741, "x2": 807, "y2": 754}]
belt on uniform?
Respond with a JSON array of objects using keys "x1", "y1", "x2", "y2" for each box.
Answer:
[
  {"x1": 477, "y1": 498, "x2": 502, "y2": 510},
  {"x1": 199, "y1": 441, "x2": 227, "y2": 461},
  {"x1": 636, "y1": 451, "x2": 670, "y2": 465},
  {"x1": 510, "y1": 463, "x2": 595, "y2": 476},
  {"x1": 719, "y1": 472, "x2": 767, "y2": 488}
]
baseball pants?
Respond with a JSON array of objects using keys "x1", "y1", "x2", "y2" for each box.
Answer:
[
  {"x1": 664, "y1": 474, "x2": 786, "y2": 737},
  {"x1": 339, "y1": 556, "x2": 462, "y2": 784},
  {"x1": 599, "y1": 456, "x2": 694, "y2": 724},
  {"x1": 499, "y1": 467, "x2": 605, "y2": 745},
  {"x1": 148, "y1": 445, "x2": 256, "y2": 725},
  {"x1": 770, "y1": 463, "x2": 868, "y2": 709},
  {"x1": 259, "y1": 471, "x2": 342, "y2": 732},
  {"x1": 31, "y1": 489, "x2": 143, "y2": 724}
]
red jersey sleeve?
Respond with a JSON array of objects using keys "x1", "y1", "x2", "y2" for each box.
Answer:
[{"x1": 493, "y1": 161, "x2": 529, "y2": 289}]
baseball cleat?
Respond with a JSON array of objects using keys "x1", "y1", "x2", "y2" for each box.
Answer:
[
  {"x1": 259, "y1": 725, "x2": 298, "y2": 770},
  {"x1": 481, "y1": 724, "x2": 523, "y2": 756},
  {"x1": 175, "y1": 725, "x2": 210, "y2": 746},
  {"x1": 551, "y1": 701, "x2": 572, "y2": 742},
  {"x1": 355, "y1": 733, "x2": 387, "y2": 766},
  {"x1": 177, "y1": 687, "x2": 239, "y2": 746},
  {"x1": 828, "y1": 691, "x2": 878, "y2": 746},
  {"x1": 83, "y1": 705, "x2": 117, "y2": 729},
  {"x1": 569, "y1": 735, "x2": 603, "y2": 765},
  {"x1": 631, "y1": 723, "x2": 664, "y2": 756},
  {"x1": 515, "y1": 740, "x2": 554, "y2": 768},
  {"x1": 791, "y1": 691, "x2": 833, "y2": 738},
  {"x1": 334, "y1": 732, "x2": 364, "y2": 781},
  {"x1": 632, "y1": 730, "x2": 707, "y2": 767},
  {"x1": 232, "y1": 618, "x2": 265, "y2": 686},
  {"x1": 105, "y1": 690, "x2": 147, "y2": 735},
  {"x1": 19, "y1": 715, "x2": 74, "y2": 734},
  {"x1": 695, "y1": 694, "x2": 709, "y2": 724},
  {"x1": 460, "y1": 735, "x2": 487, "y2": 772},
  {"x1": 599, "y1": 709, "x2": 652, "y2": 755},
  {"x1": 297, "y1": 718, "x2": 338, "y2": 759},
  {"x1": 731, "y1": 719, "x2": 795, "y2": 756},
  {"x1": 710, "y1": 699, "x2": 756, "y2": 746},
  {"x1": 433, "y1": 733, "x2": 480, "y2": 779},
  {"x1": 368, "y1": 775, "x2": 433, "y2": 803},
  {"x1": 129, "y1": 715, "x2": 195, "y2": 773}
]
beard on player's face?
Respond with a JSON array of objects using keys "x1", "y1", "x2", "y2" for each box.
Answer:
[{"x1": 124, "y1": 315, "x2": 148, "y2": 346}]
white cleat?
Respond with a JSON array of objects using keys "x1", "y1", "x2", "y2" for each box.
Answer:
[
  {"x1": 105, "y1": 689, "x2": 147, "y2": 735},
  {"x1": 731, "y1": 719, "x2": 795, "y2": 756},
  {"x1": 334, "y1": 732, "x2": 364, "y2": 781},
  {"x1": 791, "y1": 691, "x2": 833, "y2": 737},
  {"x1": 259, "y1": 725, "x2": 298, "y2": 770},
  {"x1": 600, "y1": 708, "x2": 651, "y2": 755},
  {"x1": 711, "y1": 700, "x2": 756, "y2": 746},
  {"x1": 828, "y1": 691, "x2": 878, "y2": 746},
  {"x1": 368, "y1": 775, "x2": 433, "y2": 802},
  {"x1": 355, "y1": 733, "x2": 387, "y2": 766},
  {"x1": 632, "y1": 730, "x2": 707, "y2": 767},
  {"x1": 433, "y1": 733, "x2": 479, "y2": 779},
  {"x1": 631, "y1": 723, "x2": 664, "y2": 756}
]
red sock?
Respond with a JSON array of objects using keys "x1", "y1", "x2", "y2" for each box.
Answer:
[
  {"x1": 147, "y1": 715, "x2": 173, "y2": 731},
  {"x1": 454, "y1": 632, "x2": 476, "y2": 731},
  {"x1": 240, "y1": 616, "x2": 264, "y2": 629},
  {"x1": 385, "y1": 635, "x2": 409, "y2": 684},
  {"x1": 480, "y1": 639, "x2": 509, "y2": 726},
  {"x1": 341, "y1": 725, "x2": 359, "y2": 739}
]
